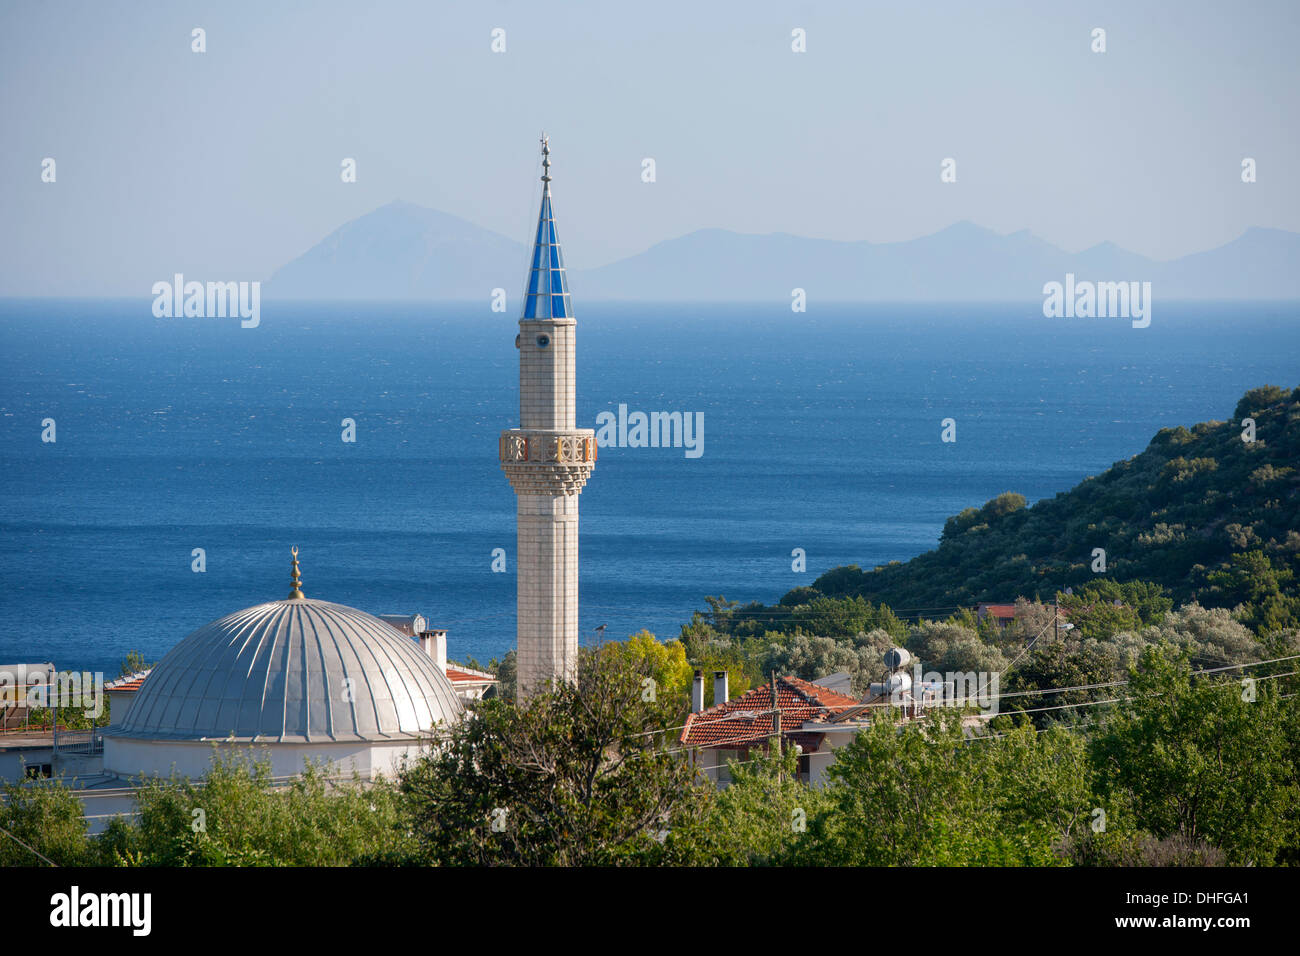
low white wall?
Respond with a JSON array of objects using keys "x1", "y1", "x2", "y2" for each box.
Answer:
[
  {"x1": 103, "y1": 736, "x2": 429, "y2": 782},
  {"x1": 0, "y1": 748, "x2": 50, "y2": 781}
]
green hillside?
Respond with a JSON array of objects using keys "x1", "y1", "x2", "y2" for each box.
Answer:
[{"x1": 802, "y1": 385, "x2": 1300, "y2": 632}]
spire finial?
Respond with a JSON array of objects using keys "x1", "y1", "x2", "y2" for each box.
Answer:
[
  {"x1": 520, "y1": 134, "x2": 571, "y2": 319},
  {"x1": 288, "y1": 546, "x2": 305, "y2": 600}
]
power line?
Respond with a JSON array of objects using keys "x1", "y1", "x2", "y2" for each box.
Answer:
[
  {"x1": 806, "y1": 652, "x2": 1300, "y2": 713},
  {"x1": 537, "y1": 653, "x2": 1300, "y2": 750},
  {"x1": 0, "y1": 824, "x2": 57, "y2": 866},
  {"x1": 686, "y1": 670, "x2": 1300, "y2": 774},
  {"x1": 1001, "y1": 609, "x2": 1072, "y2": 674}
]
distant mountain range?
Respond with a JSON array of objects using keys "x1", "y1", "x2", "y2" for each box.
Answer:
[{"x1": 266, "y1": 200, "x2": 1300, "y2": 302}]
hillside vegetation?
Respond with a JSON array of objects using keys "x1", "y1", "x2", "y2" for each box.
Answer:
[
  {"x1": 656, "y1": 385, "x2": 1300, "y2": 711},
  {"x1": 802, "y1": 384, "x2": 1300, "y2": 633}
]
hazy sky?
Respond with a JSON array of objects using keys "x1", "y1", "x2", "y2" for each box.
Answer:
[{"x1": 2, "y1": 0, "x2": 1298, "y2": 295}]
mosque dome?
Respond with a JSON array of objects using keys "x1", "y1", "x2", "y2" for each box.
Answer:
[{"x1": 114, "y1": 596, "x2": 463, "y2": 744}]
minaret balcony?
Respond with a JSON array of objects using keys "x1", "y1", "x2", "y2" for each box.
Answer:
[
  {"x1": 499, "y1": 428, "x2": 597, "y2": 465},
  {"x1": 499, "y1": 428, "x2": 596, "y2": 496}
]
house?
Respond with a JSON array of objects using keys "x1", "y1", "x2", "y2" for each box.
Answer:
[
  {"x1": 680, "y1": 673, "x2": 860, "y2": 786},
  {"x1": 680, "y1": 650, "x2": 989, "y2": 788},
  {"x1": 1, "y1": 662, "x2": 104, "y2": 785},
  {"x1": 975, "y1": 603, "x2": 1019, "y2": 629},
  {"x1": 975, "y1": 601, "x2": 1071, "y2": 630},
  {"x1": 105, "y1": 669, "x2": 151, "y2": 730},
  {"x1": 443, "y1": 664, "x2": 498, "y2": 701}
]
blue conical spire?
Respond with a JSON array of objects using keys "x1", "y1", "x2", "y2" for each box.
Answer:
[{"x1": 521, "y1": 134, "x2": 572, "y2": 319}]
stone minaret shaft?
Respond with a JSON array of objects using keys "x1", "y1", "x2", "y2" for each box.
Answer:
[{"x1": 500, "y1": 136, "x2": 595, "y2": 700}]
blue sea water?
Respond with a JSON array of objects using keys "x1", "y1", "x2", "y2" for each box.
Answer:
[{"x1": 1, "y1": 298, "x2": 1297, "y2": 677}]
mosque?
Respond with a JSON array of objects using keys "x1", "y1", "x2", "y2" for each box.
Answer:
[
  {"x1": 100, "y1": 550, "x2": 467, "y2": 780},
  {"x1": 36, "y1": 137, "x2": 591, "y2": 786}
]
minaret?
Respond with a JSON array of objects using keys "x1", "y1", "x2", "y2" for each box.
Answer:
[{"x1": 500, "y1": 135, "x2": 596, "y2": 700}]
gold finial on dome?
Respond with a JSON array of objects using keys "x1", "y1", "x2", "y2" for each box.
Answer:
[{"x1": 288, "y1": 546, "x2": 305, "y2": 600}]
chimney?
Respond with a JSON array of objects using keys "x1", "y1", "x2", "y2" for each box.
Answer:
[
  {"x1": 420, "y1": 629, "x2": 448, "y2": 673},
  {"x1": 713, "y1": 670, "x2": 728, "y2": 707},
  {"x1": 691, "y1": 670, "x2": 705, "y2": 713}
]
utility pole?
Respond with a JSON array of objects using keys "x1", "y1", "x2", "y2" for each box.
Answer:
[
  {"x1": 50, "y1": 665, "x2": 58, "y2": 758},
  {"x1": 770, "y1": 671, "x2": 782, "y2": 781}
]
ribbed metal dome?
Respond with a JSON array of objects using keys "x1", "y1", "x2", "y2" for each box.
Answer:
[{"x1": 113, "y1": 599, "x2": 463, "y2": 742}]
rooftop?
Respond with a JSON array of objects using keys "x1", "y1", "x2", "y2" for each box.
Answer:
[
  {"x1": 445, "y1": 664, "x2": 496, "y2": 685},
  {"x1": 105, "y1": 670, "x2": 152, "y2": 693},
  {"x1": 681, "y1": 675, "x2": 859, "y2": 751}
]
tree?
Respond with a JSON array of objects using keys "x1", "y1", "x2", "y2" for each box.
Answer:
[
  {"x1": 118, "y1": 650, "x2": 150, "y2": 678},
  {"x1": 1057, "y1": 580, "x2": 1172, "y2": 641},
  {"x1": 906, "y1": 621, "x2": 1007, "y2": 676},
  {"x1": 1206, "y1": 550, "x2": 1298, "y2": 633},
  {"x1": 1138, "y1": 602, "x2": 1262, "y2": 667},
  {"x1": 759, "y1": 630, "x2": 894, "y2": 696},
  {"x1": 100, "y1": 753, "x2": 415, "y2": 866},
  {"x1": 683, "y1": 746, "x2": 831, "y2": 866},
  {"x1": 595, "y1": 631, "x2": 693, "y2": 713},
  {"x1": 399, "y1": 647, "x2": 709, "y2": 865},
  {"x1": 1003, "y1": 635, "x2": 1118, "y2": 725},
  {"x1": 1000, "y1": 598, "x2": 1058, "y2": 647},
  {"x1": 0, "y1": 776, "x2": 91, "y2": 866},
  {"x1": 1090, "y1": 647, "x2": 1300, "y2": 865},
  {"x1": 806, "y1": 712, "x2": 1089, "y2": 865},
  {"x1": 983, "y1": 491, "x2": 1028, "y2": 518},
  {"x1": 486, "y1": 649, "x2": 517, "y2": 700},
  {"x1": 1234, "y1": 384, "x2": 1290, "y2": 420}
]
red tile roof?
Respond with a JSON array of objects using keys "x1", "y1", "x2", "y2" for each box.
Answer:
[
  {"x1": 680, "y1": 675, "x2": 859, "y2": 749},
  {"x1": 976, "y1": 602, "x2": 1073, "y2": 622},
  {"x1": 445, "y1": 666, "x2": 495, "y2": 684},
  {"x1": 105, "y1": 670, "x2": 152, "y2": 693},
  {"x1": 977, "y1": 603, "x2": 1018, "y2": 620}
]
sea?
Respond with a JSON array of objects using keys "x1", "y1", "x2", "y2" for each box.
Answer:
[{"x1": 1, "y1": 298, "x2": 1297, "y2": 677}]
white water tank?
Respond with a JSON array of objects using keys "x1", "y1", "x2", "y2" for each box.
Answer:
[
  {"x1": 883, "y1": 647, "x2": 911, "y2": 671},
  {"x1": 869, "y1": 670, "x2": 912, "y2": 698}
]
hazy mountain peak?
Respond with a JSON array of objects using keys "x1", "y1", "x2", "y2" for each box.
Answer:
[
  {"x1": 267, "y1": 201, "x2": 525, "y2": 301},
  {"x1": 267, "y1": 203, "x2": 1300, "y2": 303}
]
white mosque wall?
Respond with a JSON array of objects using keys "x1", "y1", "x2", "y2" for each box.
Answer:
[
  {"x1": 106, "y1": 689, "x2": 136, "y2": 729},
  {"x1": 0, "y1": 743, "x2": 106, "y2": 783},
  {"x1": 103, "y1": 736, "x2": 431, "y2": 782}
]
